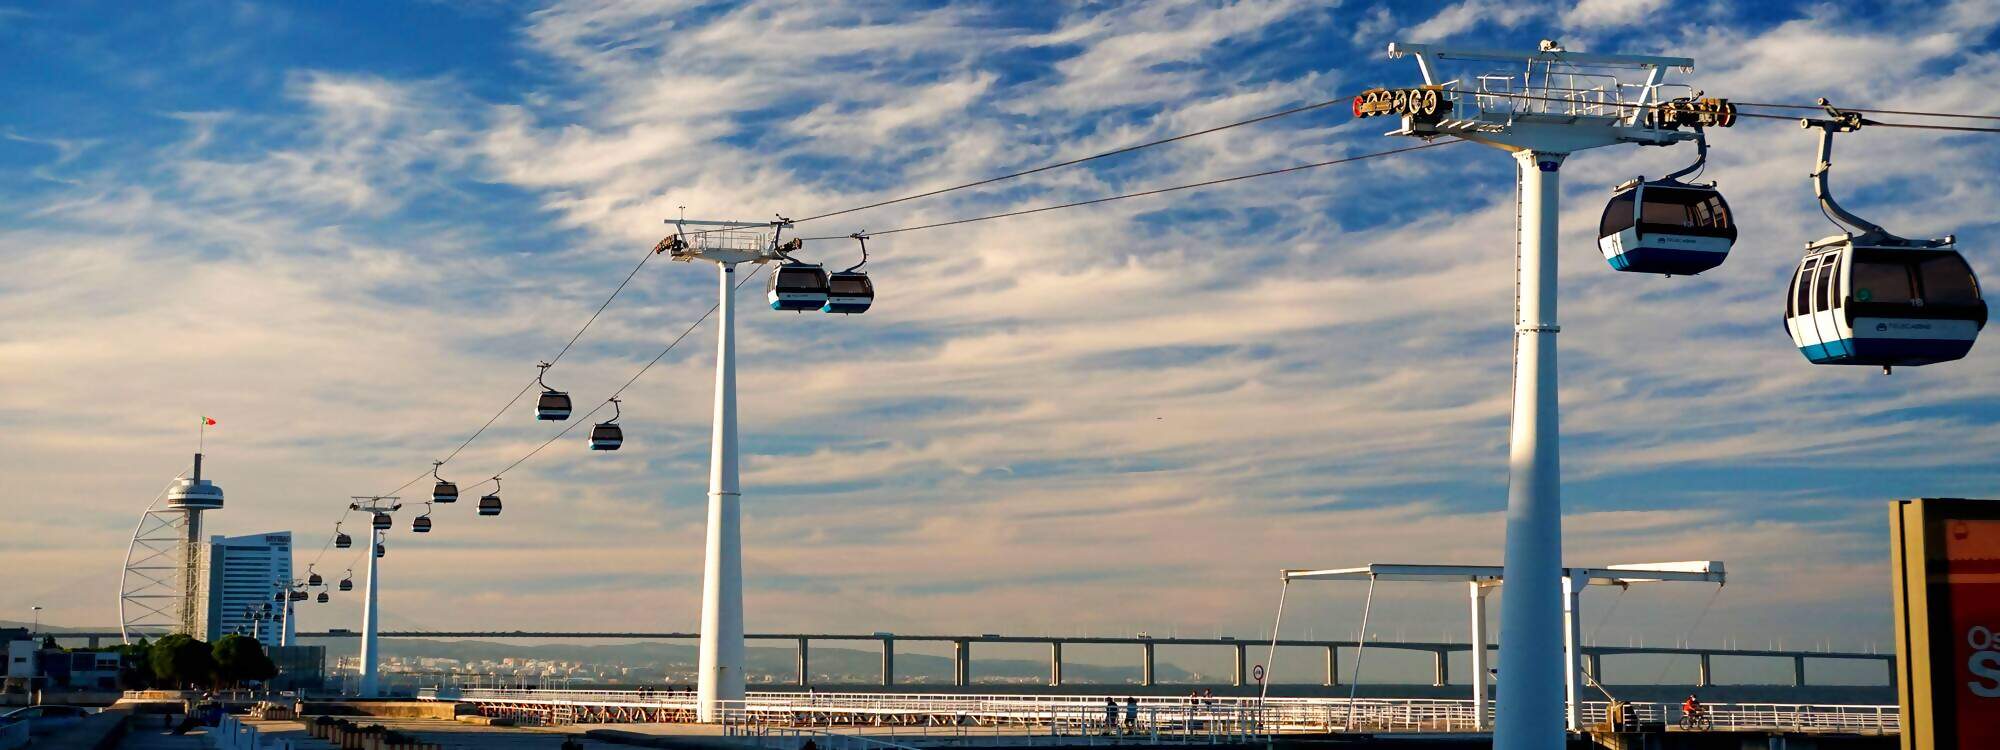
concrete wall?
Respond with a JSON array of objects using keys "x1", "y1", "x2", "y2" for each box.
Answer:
[{"x1": 302, "y1": 700, "x2": 467, "y2": 719}]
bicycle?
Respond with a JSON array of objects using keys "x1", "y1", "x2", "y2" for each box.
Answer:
[{"x1": 1678, "y1": 707, "x2": 1713, "y2": 731}]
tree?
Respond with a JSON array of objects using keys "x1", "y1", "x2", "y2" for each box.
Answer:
[
  {"x1": 149, "y1": 634, "x2": 215, "y2": 689},
  {"x1": 212, "y1": 635, "x2": 278, "y2": 687},
  {"x1": 117, "y1": 638, "x2": 156, "y2": 689}
]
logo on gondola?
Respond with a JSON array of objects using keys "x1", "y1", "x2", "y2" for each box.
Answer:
[{"x1": 1878, "y1": 323, "x2": 1890, "y2": 332}]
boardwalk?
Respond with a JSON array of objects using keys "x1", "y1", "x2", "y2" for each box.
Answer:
[{"x1": 236, "y1": 717, "x2": 621, "y2": 750}]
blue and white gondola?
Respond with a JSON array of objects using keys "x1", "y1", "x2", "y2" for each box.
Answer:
[
  {"x1": 1785, "y1": 239, "x2": 1985, "y2": 369},
  {"x1": 432, "y1": 462, "x2": 457, "y2": 503},
  {"x1": 479, "y1": 478, "x2": 503, "y2": 517},
  {"x1": 822, "y1": 271, "x2": 874, "y2": 314},
  {"x1": 589, "y1": 398, "x2": 622, "y2": 451},
  {"x1": 535, "y1": 362, "x2": 570, "y2": 421},
  {"x1": 768, "y1": 262, "x2": 829, "y2": 311},
  {"x1": 1597, "y1": 179, "x2": 1736, "y2": 276},
  {"x1": 536, "y1": 389, "x2": 571, "y2": 421}
]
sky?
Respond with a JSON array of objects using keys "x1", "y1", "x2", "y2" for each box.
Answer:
[{"x1": 3, "y1": 0, "x2": 1998, "y2": 683}]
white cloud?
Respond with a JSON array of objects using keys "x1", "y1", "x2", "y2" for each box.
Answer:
[
  {"x1": 1403, "y1": 0, "x2": 1540, "y2": 43},
  {"x1": 1562, "y1": 0, "x2": 1669, "y2": 29}
]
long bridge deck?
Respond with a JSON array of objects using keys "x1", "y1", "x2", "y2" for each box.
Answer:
[
  {"x1": 422, "y1": 688, "x2": 1899, "y2": 737},
  {"x1": 62, "y1": 629, "x2": 1892, "y2": 690}
]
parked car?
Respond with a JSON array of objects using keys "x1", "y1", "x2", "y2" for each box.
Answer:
[{"x1": 0, "y1": 704, "x2": 94, "y2": 733}]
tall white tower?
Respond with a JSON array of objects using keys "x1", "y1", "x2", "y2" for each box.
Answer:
[
  {"x1": 123, "y1": 455, "x2": 227, "y2": 643},
  {"x1": 167, "y1": 454, "x2": 225, "y2": 636}
]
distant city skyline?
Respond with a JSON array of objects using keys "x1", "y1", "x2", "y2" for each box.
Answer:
[{"x1": 3, "y1": 0, "x2": 1997, "y2": 665}]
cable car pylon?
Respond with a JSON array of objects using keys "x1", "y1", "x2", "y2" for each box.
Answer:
[
  {"x1": 1365, "y1": 39, "x2": 1718, "y2": 747},
  {"x1": 656, "y1": 214, "x2": 801, "y2": 722},
  {"x1": 346, "y1": 495, "x2": 399, "y2": 698}
]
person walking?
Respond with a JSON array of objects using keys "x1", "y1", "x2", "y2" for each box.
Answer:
[
  {"x1": 1124, "y1": 696, "x2": 1139, "y2": 731},
  {"x1": 1104, "y1": 697, "x2": 1118, "y2": 733}
]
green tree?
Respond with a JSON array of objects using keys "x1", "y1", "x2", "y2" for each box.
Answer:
[
  {"x1": 148, "y1": 634, "x2": 215, "y2": 689},
  {"x1": 116, "y1": 637, "x2": 155, "y2": 689},
  {"x1": 212, "y1": 635, "x2": 278, "y2": 687}
]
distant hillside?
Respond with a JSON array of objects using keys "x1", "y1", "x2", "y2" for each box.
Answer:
[{"x1": 0, "y1": 620, "x2": 116, "y2": 634}]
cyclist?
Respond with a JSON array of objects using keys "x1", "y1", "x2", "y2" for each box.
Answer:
[{"x1": 1681, "y1": 693, "x2": 1707, "y2": 726}]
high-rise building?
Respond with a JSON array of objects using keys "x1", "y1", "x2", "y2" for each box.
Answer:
[{"x1": 205, "y1": 531, "x2": 292, "y2": 643}]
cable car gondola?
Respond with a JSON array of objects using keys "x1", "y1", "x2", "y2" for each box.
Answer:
[
  {"x1": 412, "y1": 503, "x2": 432, "y2": 534},
  {"x1": 768, "y1": 262, "x2": 830, "y2": 311},
  {"x1": 339, "y1": 571, "x2": 353, "y2": 592},
  {"x1": 334, "y1": 524, "x2": 352, "y2": 549},
  {"x1": 1598, "y1": 132, "x2": 1736, "y2": 276},
  {"x1": 762, "y1": 229, "x2": 830, "y2": 312},
  {"x1": 536, "y1": 361, "x2": 571, "y2": 421},
  {"x1": 317, "y1": 592, "x2": 329, "y2": 604},
  {"x1": 479, "y1": 477, "x2": 502, "y2": 517},
  {"x1": 432, "y1": 461, "x2": 458, "y2": 503},
  {"x1": 372, "y1": 512, "x2": 392, "y2": 530},
  {"x1": 376, "y1": 543, "x2": 386, "y2": 558},
  {"x1": 290, "y1": 589, "x2": 307, "y2": 602},
  {"x1": 823, "y1": 233, "x2": 874, "y2": 314},
  {"x1": 590, "y1": 398, "x2": 623, "y2": 451},
  {"x1": 1785, "y1": 103, "x2": 1986, "y2": 372},
  {"x1": 307, "y1": 567, "x2": 322, "y2": 587}
]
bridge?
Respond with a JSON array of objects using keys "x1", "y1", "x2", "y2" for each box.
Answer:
[
  {"x1": 420, "y1": 687, "x2": 1900, "y2": 737},
  {"x1": 273, "y1": 630, "x2": 1891, "y2": 690},
  {"x1": 63, "y1": 629, "x2": 1891, "y2": 689}
]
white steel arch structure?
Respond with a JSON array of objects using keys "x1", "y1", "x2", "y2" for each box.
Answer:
[{"x1": 119, "y1": 473, "x2": 192, "y2": 643}]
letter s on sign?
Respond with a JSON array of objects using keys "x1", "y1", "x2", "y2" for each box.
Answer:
[{"x1": 1971, "y1": 651, "x2": 2000, "y2": 698}]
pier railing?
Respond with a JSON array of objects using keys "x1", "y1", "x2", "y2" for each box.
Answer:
[{"x1": 428, "y1": 688, "x2": 1897, "y2": 736}]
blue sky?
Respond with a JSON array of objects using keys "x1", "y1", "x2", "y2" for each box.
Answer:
[{"x1": 4, "y1": 0, "x2": 1999, "y2": 679}]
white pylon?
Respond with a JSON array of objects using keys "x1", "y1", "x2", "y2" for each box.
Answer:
[
  {"x1": 1372, "y1": 41, "x2": 1703, "y2": 749},
  {"x1": 350, "y1": 496, "x2": 399, "y2": 699},
  {"x1": 698, "y1": 261, "x2": 746, "y2": 721},
  {"x1": 662, "y1": 218, "x2": 788, "y2": 722}
]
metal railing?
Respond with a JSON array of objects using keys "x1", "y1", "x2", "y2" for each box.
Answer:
[{"x1": 433, "y1": 688, "x2": 1898, "y2": 736}]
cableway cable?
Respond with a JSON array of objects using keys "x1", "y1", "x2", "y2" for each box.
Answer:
[
  {"x1": 802, "y1": 140, "x2": 1465, "y2": 240},
  {"x1": 319, "y1": 137, "x2": 1463, "y2": 557},
  {"x1": 791, "y1": 95, "x2": 1356, "y2": 224},
  {"x1": 458, "y1": 265, "x2": 772, "y2": 493}
]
